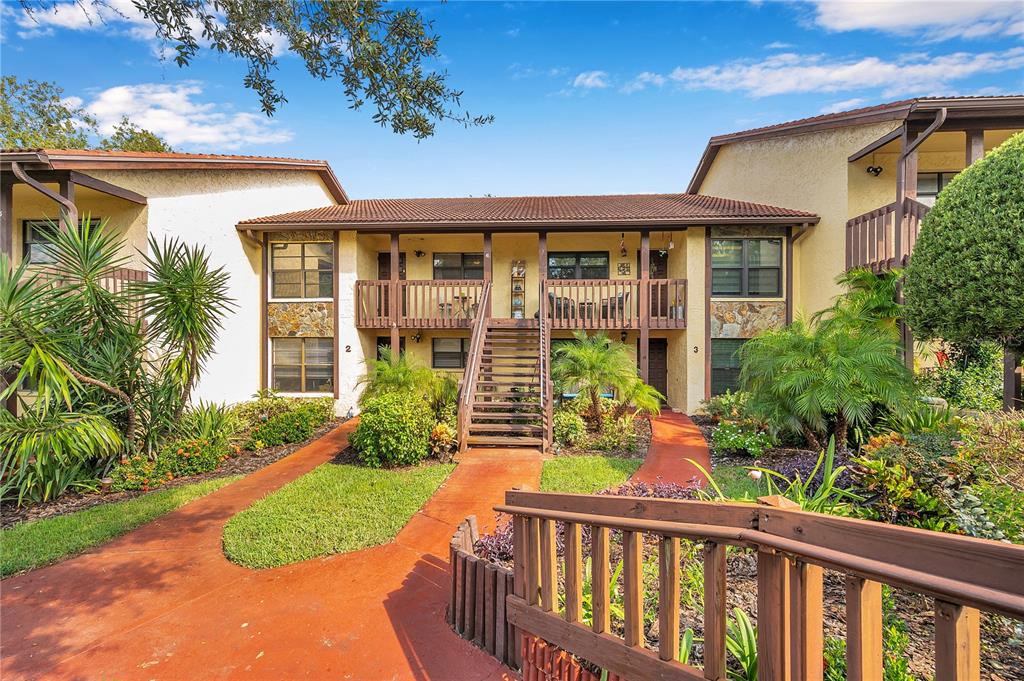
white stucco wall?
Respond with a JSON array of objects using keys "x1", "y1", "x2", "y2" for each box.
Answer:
[{"x1": 90, "y1": 169, "x2": 337, "y2": 407}]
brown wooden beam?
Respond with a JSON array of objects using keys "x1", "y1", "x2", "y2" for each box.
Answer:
[
  {"x1": 332, "y1": 232, "x2": 340, "y2": 400},
  {"x1": 965, "y1": 129, "x2": 985, "y2": 166},
  {"x1": 538, "y1": 232, "x2": 548, "y2": 323},
  {"x1": 639, "y1": 229, "x2": 650, "y2": 383},
  {"x1": 1004, "y1": 351, "x2": 1022, "y2": 411},
  {"x1": 785, "y1": 226, "x2": 794, "y2": 324},
  {"x1": 390, "y1": 232, "x2": 401, "y2": 352},
  {"x1": 703, "y1": 228, "x2": 712, "y2": 401},
  {"x1": 0, "y1": 175, "x2": 12, "y2": 259},
  {"x1": 483, "y1": 231, "x2": 493, "y2": 317},
  {"x1": 9, "y1": 162, "x2": 77, "y2": 228},
  {"x1": 259, "y1": 232, "x2": 269, "y2": 392}
]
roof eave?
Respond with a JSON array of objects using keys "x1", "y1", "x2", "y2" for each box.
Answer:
[{"x1": 235, "y1": 215, "x2": 819, "y2": 233}]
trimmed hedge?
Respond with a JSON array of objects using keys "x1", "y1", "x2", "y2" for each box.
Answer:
[
  {"x1": 350, "y1": 392, "x2": 433, "y2": 467},
  {"x1": 244, "y1": 398, "x2": 334, "y2": 450}
]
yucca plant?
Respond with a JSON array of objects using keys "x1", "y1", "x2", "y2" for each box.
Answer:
[
  {"x1": 740, "y1": 316, "x2": 912, "y2": 448},
  {"x1": 726, "y1": 608, "x2": 758, "y2": 681},
  {"x1": 552, "y1": 331, "x2": 640, "y2": 432}
]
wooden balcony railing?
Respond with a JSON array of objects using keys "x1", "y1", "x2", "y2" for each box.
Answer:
[
  {"x1": 846, "y1": 197, "x2": 930, "y2": 272},
  {"x1": 542, "y1": 279, "x2": 686, "y2": 330},
  {"x1": 498, "y1": 490, "x2": 1024, "y2": 681},
  {"x1": 356, "y1": 279, "x2": 485, "y2": 328},
  {"x1": 356, "y1": 278, "x2": 687, "y2": 330}
]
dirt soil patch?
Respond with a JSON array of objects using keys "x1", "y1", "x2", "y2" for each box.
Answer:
[
  {"x1": 1, "y1": 418, "x2": 349, "y2": 529},
  {"x1": 557, "y1": 416, "x2": 652, "y2": 459}
]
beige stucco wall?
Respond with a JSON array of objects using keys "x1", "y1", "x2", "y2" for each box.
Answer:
[
  {"x1": 699, "y1": 121, "x2": 901, "y2": 318},
  {"x1": 84, "y1": 169, "x2": 338, "y2": 408}
]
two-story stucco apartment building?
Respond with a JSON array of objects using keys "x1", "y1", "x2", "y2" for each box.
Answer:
[{"x1": 3, "y1": 96, "x2": 1022, "y2": 449}]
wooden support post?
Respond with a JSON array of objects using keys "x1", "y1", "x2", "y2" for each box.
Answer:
[
  {"x1": 934, "y1": 600, "x2": 980, "y2": 681},
  {"x1": 703, "y1": 542, "x2": 727, "y2": 681},
  {"x1": 965, "y1": 129, "x2": 985, "y2": 166},
  {"x1": 639, "y1": 229, "x2": 651, "y2": 383},
  {"x1": 527, "y1": 516, "x2": 541, "y2": 606},
  {"x1": 757, "y1": 549, "x2": 790, "y2": 681},
  {"x1": 785, "y1": 226, "x2": 794, "y2": 324},
  {"x1": 894, "y1": 124, "x2": 908, "y2": 262},
  {"x1": 389, "y1": 232, "x2": 400, "y2": 351},
  {"x1": 538, "y1": 232, "x2": 548, "y2": 322},
  {"x1": 1, "y1": 177, "x2": 15, "y2": 415},
  {"x1": 789, "y1": 560, "x2": 824, "y2": 681},
  {"x1": 1003, "y1": 350, "x2": 1021, "y2": 411},
  {"x1": 657, "y1": 535, "x2": 680, "y2": 662},
  {"x1": 564, "y1": 522, "x2": 583, "y2": 623},
  {"x1": 259, "y1": 233, "x2": 269, "y2": 392},
  {"x1": 845, "y1": 575, "x2": 883, "y2": 681},
  {"x1": 622, "y1": 530, "x2": 644, "y2": 647},
  {"x1": 591, "y1": 525, "x2": 611, "y2": 634},
  {"x1": 539, "y1": 518, "x2": 557, "y2": 612},
  {"x1": 483, "y1": 231, "x2": 493, "y2": 317},
  {"x1": 58, "y1": 176, "x2": 76, "y2": 225}
]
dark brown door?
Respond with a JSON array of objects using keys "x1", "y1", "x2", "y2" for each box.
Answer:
[
  {"x1": 638, "y1": 250, "x2": 670, "y2": 317},
  {"x1": 639, "y1": 338, "x2": 669, "y2": 402},
  {"x1": 377, "y1": 252, "x2": 406, "y2": 317}
]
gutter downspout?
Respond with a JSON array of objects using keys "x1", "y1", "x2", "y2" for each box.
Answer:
[{"x1": 10, "y1": 161, "x2": 78, "y2": 228}]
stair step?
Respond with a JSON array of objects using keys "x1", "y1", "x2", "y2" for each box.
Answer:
[
  {"x1": 470, "y1": 401, "x2": 544, "y2": 410},
  {"x1": 470, "y1": 412, "x2": 541, "y2": 420},
  {"x1": 476, "y1": 381, "x2": 538, "y2": 387},
  {"x1": 469, "y1": 423, "x2": 544, "y2": 434},
  {"x1": 479, "y1": 372, "x2": 539, "y2": 378},
  {"x1": 466, "y1": 435, "x2": 544, "y2": 447},
  {"x1": 480, "y1": 360, "x2": 538, "y2": 366},
  {"x1": 474, "y1": 390, "x2": 540, "y2": 398}
]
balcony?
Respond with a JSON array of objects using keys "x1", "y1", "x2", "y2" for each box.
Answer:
[
  {"x1": 846, "y1": 197, "x2": 930, "y2": 272},
  {"x1": 354, "y1": 278, "x2": 686, "y2": 330}
]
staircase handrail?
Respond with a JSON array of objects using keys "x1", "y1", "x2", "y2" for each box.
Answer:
[
  {"x1": 539, "y1": 316, "x2": 553, "y2": 452},
  {"x1": 457, "y1": 281, "x2": 491, "y2": 452}
]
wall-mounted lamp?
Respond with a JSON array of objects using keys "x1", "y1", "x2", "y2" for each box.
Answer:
[
  {"x1": 866, "y1": 165, "x2": 883, "y2": 176},
  {"x1": 414, "y1": 249, "x2": 426, "y2": 258},
  {"x1": 412, "y1": 330, "x2": 422, "y2": 343},
  {"x1": 620, "y1": 331, "x2": 628, "y2": 342}
]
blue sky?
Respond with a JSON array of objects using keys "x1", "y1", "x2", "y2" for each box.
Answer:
[{"x1": 3, "y1": 1, "x2": 1022, "y2": 198}]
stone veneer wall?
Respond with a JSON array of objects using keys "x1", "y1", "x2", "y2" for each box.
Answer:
[
  {"x1": 267, "y1": 302, "x2": 335, "y2": 337},
  {"x1": 709, "y1": 300, "x2": 786, "y2": 338}
]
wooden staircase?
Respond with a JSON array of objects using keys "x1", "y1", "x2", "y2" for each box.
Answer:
[{"x1": 465, "y1": 325, "x2": 545, "y2": 448}]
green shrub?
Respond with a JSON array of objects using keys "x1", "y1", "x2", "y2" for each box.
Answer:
[
  {"x1": 429, "y1": 422, "x2": 457, "y2": 461},
  {"x1": 918, "y1": 341, "x2": 1003, "y2": 411},
  {"x1": 699, "y1": 390, "x2": 749, "y2": 422},
  {"x1": 711, "y1": 421, "x2": 775, "y2": 457},
  {"x1": 178, "y1": 401, "x2": 240, "y2": 448},
  {"x1": 110, "y1": 438, "x2": 229, "y2": 491},
  {"x1": 553, "y1": 409, "x2": 586, "y2": 447},
  {"x1": 351, "y1": 392, "x2": 433, "y2": 467},
  {"x1": 243, "y1": 398, "x2": 334, "y2": 450},
  {"x1": 230, "y1": 392, "x2": 295, "y2": 432},
  {"x1": 590, "y1": 415, "x2": 637, "y2": 452},
  {"x1": 904, "y1": 132, "x2": 1024, "y2": 355}
]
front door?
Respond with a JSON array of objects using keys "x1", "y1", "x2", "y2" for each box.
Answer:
[
  {"x1": 639, "y1": 338, "x2": 669, "y2": 402},
  {"x1": 638, "y1": 250, "x2": 670, "y2": 316},
  {"x1": 377, "y1": 252, "x2": 406, "y2": 317}
]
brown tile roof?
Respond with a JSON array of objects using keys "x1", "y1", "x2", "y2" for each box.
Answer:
[
  {"x1": 238, "y1": 192, "x2": 817, "y2": 230},
  {"x1": 0, "y1": 148, "x2": 348, "y2": 203}
]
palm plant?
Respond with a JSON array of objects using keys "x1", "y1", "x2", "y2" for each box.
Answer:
[
  {"x1": 612, "y1": 378, "x2": 664, "y2": 420},
  {"x1": 740, "y1": 316, "x2": 912, "y2": 448},
  {"x1": 817, "y1": 268, "x2": 903, "y2": 338},
  {"x1": 357, "y1": 346, "x2": 435, "y2": 407},
  {"x1": 551, "y1": 331, "x2": 639, "y2": 431}
]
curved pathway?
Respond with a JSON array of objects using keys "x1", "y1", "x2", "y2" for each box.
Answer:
[
  {"x1": 631, "y1": 412, "x2": 711, "y2": 486},
  {"x1": 1, "y1": 421, "x2": 540, "y2": 680}
]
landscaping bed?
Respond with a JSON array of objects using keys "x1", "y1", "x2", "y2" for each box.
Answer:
[{"x1": 1, "y1": 409, "x2": 346, "y2": 530}]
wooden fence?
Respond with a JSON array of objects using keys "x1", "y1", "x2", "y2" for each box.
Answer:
[{"x1": 488, "y1": 490, "x2": 1024, "y2": 681}]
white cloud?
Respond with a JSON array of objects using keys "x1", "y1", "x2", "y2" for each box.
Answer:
[
  {"x1": 505, "y1": 28, "x2": 520, "y2": 38},
  {"x1": 764, "y1": 41, "x2": 795, "y2": 49},
  {"x1": 572, "y1": 70, "x2": 610, "y2": 89},
  {"x1": 85, "y1": 82, "x2": 293, "y2": 149},
  {"x1": 14, "y1": 0, "x2": 287, "y2": 58},
  {"x1": 621, "y1": 71, "x2": 667, "y2": 94},
  {"x1": 665, "y1": 48, "x2": 1024, "y2": 97},
  {"x1": 820, "y1": 97, "x2": 867, "y2": 114},
  {"x1": 812, "y1": 1, "x2": 1024, "y2": 40}
]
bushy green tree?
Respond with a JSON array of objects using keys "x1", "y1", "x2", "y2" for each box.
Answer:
[
  {"x1": 19, "y1": 1, "x2": 492, "y2": 137},
  {"x1": 904, "y1": 132, "x2": 1024, "y2": 354},
  {"x1": 551, "y1": 331, "x2": 645, "y2": 432},
  {"x1": 99, "y1": 116, "x2": 174, "y2": 152}
]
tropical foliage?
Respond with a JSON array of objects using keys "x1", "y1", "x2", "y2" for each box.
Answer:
[
  {"x1": 917, "y1": 341, "x2": 1003, "y2": 412},
  {"x1": 0, "y1": 217, "x2": 234, "y2": 505}
]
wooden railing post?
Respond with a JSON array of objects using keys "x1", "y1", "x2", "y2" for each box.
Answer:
[
  {"x1": 703, "y1": 541, "x2": 728, "y2": 681},
  {"x1": 845, "y1": 575, "x2": 883, "y2": 681},
  {"x1": 623, "y1": 530, "x2": 644, "y2": 647},
  {"x1": 758, "y1": 496, "x2": 796, "y2": 681},
  {"x1": 564, "y1": 522, "x2": 583, "y2": 623},
  {"x1": 790, "y1": 560, "x2": 824, "y2": 681},
  {"x1": 591, "y1": 525, "x2": 611, "y2": 634},
  {"x1": 934, "y1": 600, "x2": 980, "y2": 681},
  {"x1": 657, "y1": 535, "x2": 681, "y2": 662}
]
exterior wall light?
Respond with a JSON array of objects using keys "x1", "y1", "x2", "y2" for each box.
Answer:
[{"x1": 867, "y1": 166, "x2": 883, "y2": 176}]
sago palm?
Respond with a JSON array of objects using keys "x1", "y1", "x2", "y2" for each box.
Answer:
[
  {"x1": 357, "y1": 346, "x2": 435, "y2": 407},
  {"x1": 740, "y1": 317, "x2": 912, "y2": 448},
  {"x1": 551, "y1": 331, "x2": 638, "y2": 431}
]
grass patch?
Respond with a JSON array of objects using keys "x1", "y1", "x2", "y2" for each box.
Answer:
[
  {"x1": 709, "y1": 465, "x2": 763, "y2": 500},
  {"x1": 541, "y1": 455, "x2": 643, "y2": 494},
  {"x1": 222, "y1": 461, "x2": 454, "y2": 569},
  {"x1": 1, "y1": 476, "x2": 241, "y2": 577}
]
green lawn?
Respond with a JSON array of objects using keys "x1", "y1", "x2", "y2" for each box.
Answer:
[
  {"x1": 1, "y1": 476, "x2": 241, "y2": 577},
  {"x1": 708, "y1": 465, "x2": 764, "y2": 501},
  {"x1": 540, "y1": 455, "x2": 643, "y2": 494},
  {"x1": 222, "y1": 461, "x2": 454, "y2": 569}
]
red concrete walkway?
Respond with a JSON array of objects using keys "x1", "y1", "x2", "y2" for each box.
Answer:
[
  {"x1": 631, "y1": 412, "x2": 711, "y2": 486},
  {"x1": 1, "y1": 421, "x2": 541, "y2": 680}
]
